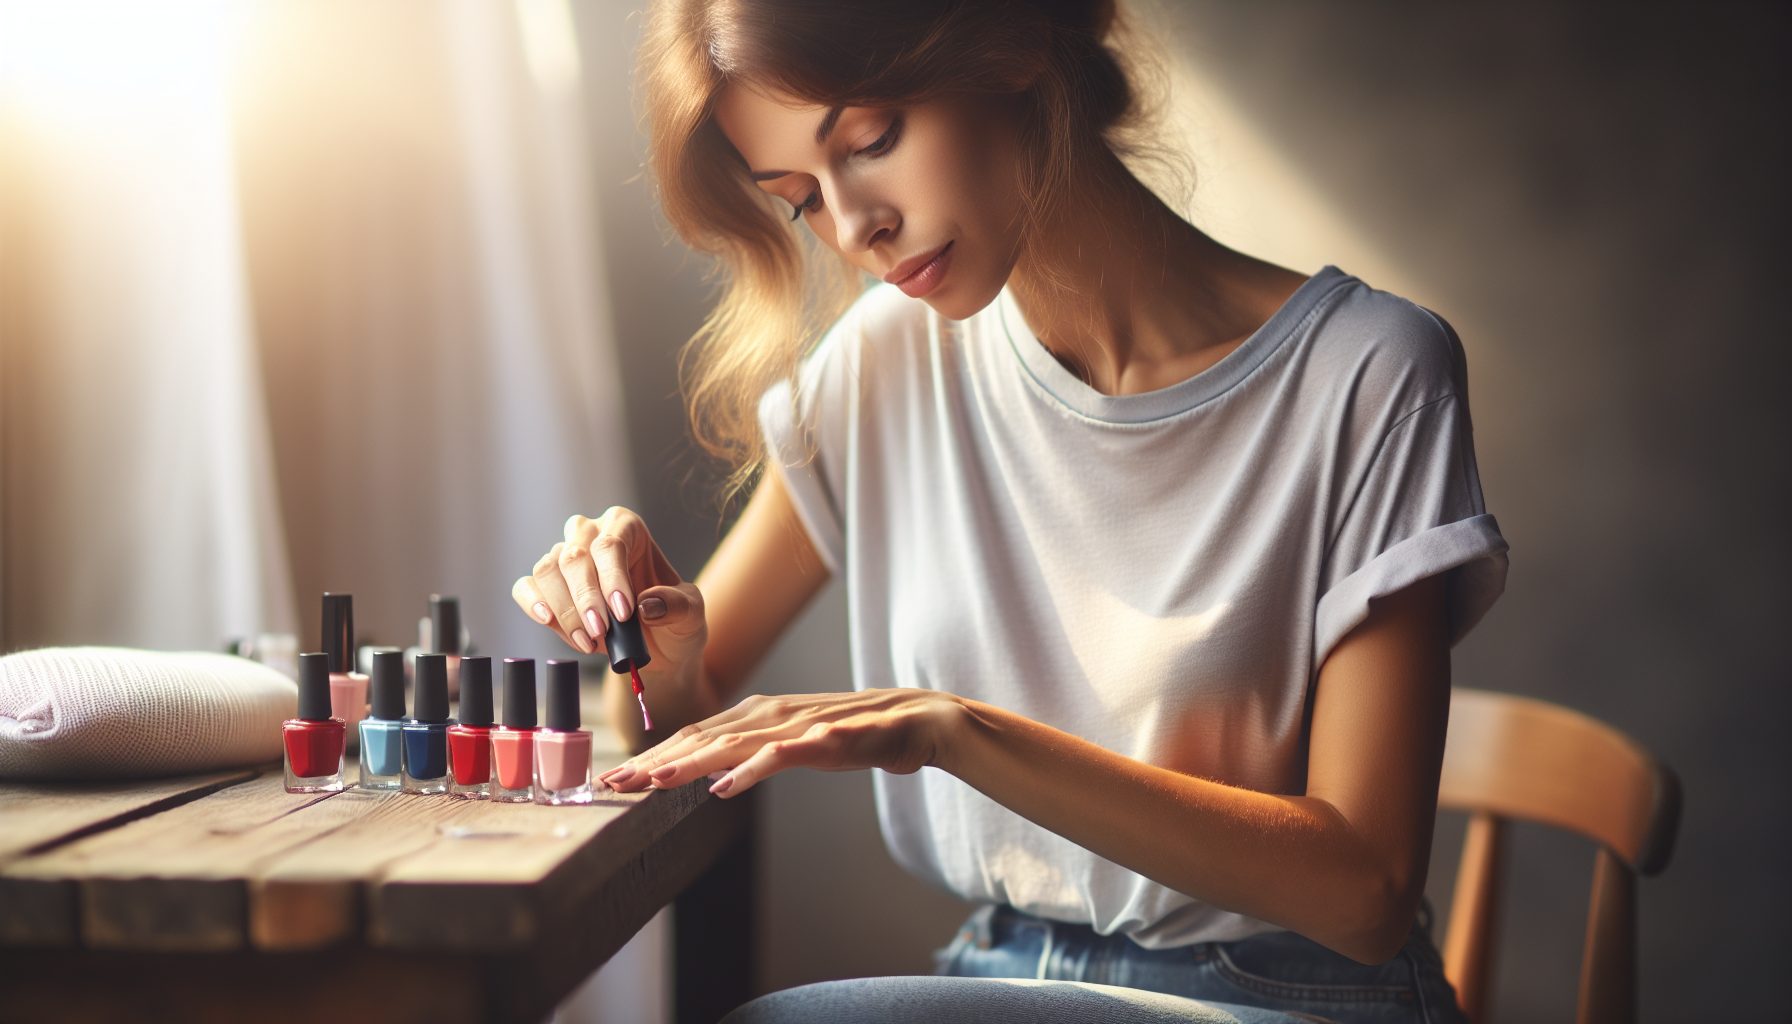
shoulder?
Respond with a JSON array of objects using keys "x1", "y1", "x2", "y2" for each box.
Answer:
[
  {"x1": 1300, "y1": 271, "x2": 1467, "y2": 412},
  {"x1": 808, "y1": 282, "x2": 935, "y2": 368},
  {"x1": 768, "y1": 283, "x2": 939, "y2": 426}
]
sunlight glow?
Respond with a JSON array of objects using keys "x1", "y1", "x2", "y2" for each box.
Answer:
[
  {"x1": 514, "y1": 0, "x2": 582, "y2": 99},
  {"x1": 0, "y1": 1, "x2": 233, "y2": 117}
]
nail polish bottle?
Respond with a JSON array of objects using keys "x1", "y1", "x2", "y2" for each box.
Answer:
[
  {"x1": 323, "y1": 593, "x2": 370, "y2": 740},
  {"x1": 401, "y1": 653, "x2": 451, "y2": 795},
  {"x1": 491, "y1": 658, "x2": 538, "y2": 803},
  {"x1": 605, "y1": 606, "x2": 655, "y2": 730},
  {"x1": 430, "y1": 594, "x2": 465, "y2": 700},
  {"x1": 448, "y1": 656, "x2": 494, "y2": 800},
  {"x1": 283, "y1": 652, "x2": 346, "y2": 793},
  {"x1": 535, "y1": 659, "x2": 593, "y2": 805},
  {"x1": 357, "y1": 650, "x2": 406, "y2": 791}
]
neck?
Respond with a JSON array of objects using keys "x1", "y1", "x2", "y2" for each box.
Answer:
[{"x1": 1006, "y1": 152, "x2": 1306, "y2": 396}]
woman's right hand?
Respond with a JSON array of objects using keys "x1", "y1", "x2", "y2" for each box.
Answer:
[{"x1": 511, "y1": 508, "x2": 707, "y2": 690}]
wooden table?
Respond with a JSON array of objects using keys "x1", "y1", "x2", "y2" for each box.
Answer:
[{"x1": 0, "y1": 694, "x2": 754, "y2": 1024}]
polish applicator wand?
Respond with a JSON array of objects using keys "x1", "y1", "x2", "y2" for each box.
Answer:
[{"x1": 604, "y1": 608, "x2": 653, "y2": 731}]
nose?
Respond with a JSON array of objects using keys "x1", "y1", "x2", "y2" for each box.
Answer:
[{"x1": 828, "y1": 181, "x2": 899, "y2": 254}]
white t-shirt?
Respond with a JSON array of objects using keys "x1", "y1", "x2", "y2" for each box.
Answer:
[{"x1": 759, "y1": 266, "x2": 1508, "y2": 948}]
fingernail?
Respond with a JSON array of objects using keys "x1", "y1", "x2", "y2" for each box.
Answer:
[
  {"x1": 710, "y1": 774, "x2": 735, "y2": 796},
  {"x1": 584, "y1": 608, "x2": 602, "y2": 637},
  {"x1": 532, "y1": 602, "x2": 552, "y2": 625},
  {"x1": 571, "y1": 628, "x2": 593, "y2": 654},
  {"x1": 610, "y1": 590, "x2": 632, "y2": 621},
  {"x1": 649, "y1": 764, "x2": 677, "y2": 782},
  {"x1": 606, "y1": 765, "x2": 637, "y2": 785},
  {"x1": 640, "y1": 596, "x2": 667, "y2": 620}
]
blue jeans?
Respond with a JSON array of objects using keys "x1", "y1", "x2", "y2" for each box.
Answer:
[{"x1": 935, "y1": 904, "x2": 1468, "y2": 1024}]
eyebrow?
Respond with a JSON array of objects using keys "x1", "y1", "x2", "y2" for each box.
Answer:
[
  {"x1": 814, "y1": 105, "x2": 844, "y2": 144},
  {"x1": 747, "y1": 106, "x2": 847, "y2": 182}
]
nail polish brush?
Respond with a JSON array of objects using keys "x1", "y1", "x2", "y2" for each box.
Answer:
[{"x1": 604, "y1": 610, "x2": 653, "y2": 731}]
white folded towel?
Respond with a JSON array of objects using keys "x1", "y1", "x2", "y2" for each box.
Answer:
[{"x1": 0, "y1": 647, "x2": 296, "y2": 780}]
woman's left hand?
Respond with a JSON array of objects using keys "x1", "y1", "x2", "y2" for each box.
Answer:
[{"x1": 601, "y1": 688, "x2": 960, "y2": 797}]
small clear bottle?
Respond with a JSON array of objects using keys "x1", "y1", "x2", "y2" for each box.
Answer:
[
  {"x1": 535, "y1": 659, "x2": 592, "y2": 805},
  {"x1": 448, "y1": 656, "x2": 494, "y2": 800},
  {"x1": 358, "y1": 650, "x2": 407, "y2": 791},
  {"x1": 401, "y1": 654, "x2": 451, "y2": 795},
  {"x1": 283, "y1": 652, "x2": 346, "y2": 793},
  {"x1": 491, "y1": 658, "x2": 538, "y2": 803}
]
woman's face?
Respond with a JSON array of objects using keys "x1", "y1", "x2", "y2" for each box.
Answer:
[{"x1": 714, "y1": 85, "x2": 1026, "y2": 320}]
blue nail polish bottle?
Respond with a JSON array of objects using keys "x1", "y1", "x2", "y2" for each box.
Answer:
[
  {"x1": 358, "y1": 650, "x2": 406, "y2": 790},
  {"x1": 402, "y1": 654, "x2": 451, "y2": 794}
]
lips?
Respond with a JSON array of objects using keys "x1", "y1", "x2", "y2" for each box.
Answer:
[{"x1": 884, "y1": 242, "x2": 954, "y2": 299}]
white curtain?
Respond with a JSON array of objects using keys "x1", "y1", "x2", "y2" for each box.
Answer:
[
  {"x1": 0, "y1": 0, "x2": 633, "y2": 660},
  {"x1": 0, "y1": 1, "x2": 297, "y2": 651},
  {"x1": 230, "y1": 0, "x2": 633, "y2": 658}
]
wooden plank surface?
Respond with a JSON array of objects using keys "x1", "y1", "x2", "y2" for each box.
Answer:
[
  {"x1": 0, "y1": 792, "x2": 755, "y2": 1024},
  {"x1": 0, "y1": 684, "x2": 756, "y2": 1024},
  {"x1": 0, "y1": 769, "x2": 258, "y2": 862},
  {"x1": 0, "y1": 691, "x2": 713, "y2": 957},
  {"x1": 0, "y1": 768, "x2": 260, "y2": 946},
  {"x1": 3, "y1": 770, "x2": 366, "y2": 950}
]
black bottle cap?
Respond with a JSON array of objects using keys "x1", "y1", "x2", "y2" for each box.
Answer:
[
  {"x1": 322, "y1": 593, "x2": 354, "y2": 674},
  {"x1": 545, "y1": 659, "x2": 582, "y2": 731},
  {"x1": 502, "y1": 658, "x2": 537, "y2": 728},
  {"x1": 458, "y1": 656, "x2": 493, "y2": 726},
  {"x1": 430, "y1": 595, "x2": 461, "y2": 655},
  {"x1": 369, "y1": 650, "x2": 406, "y2": 720},
  {"x1": 605, "y1": 612, "x2": 652, "y2": 675},
  {"x1": 297, "y1": 652, "x2": 333, "y2": 720},
  {"x1": 414, "y1": 654, "x2": 450, "y2": 723}
]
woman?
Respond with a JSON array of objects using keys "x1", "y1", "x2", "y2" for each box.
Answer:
[{"x1": 515, "y1": 2, "x2": 1506, "y2": 1021}]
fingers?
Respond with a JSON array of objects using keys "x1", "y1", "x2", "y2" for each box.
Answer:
[
  {"x1": 601, "y1": 701, "x2": 763, "y2": 791},
  {"x1": 711, "y1": 725, "x2": 843, "y2": 796},
  {"x1": 592, "y1": 507, "x2": 653, "y2": 624},
  {"x1": 556, "y1": 527, "x2": 611, "y2": 654},
  {"x1": 636, "y1": 583, "x2": 704, "y2": 636},
  {"x1": 512, "y1": 574, "x2": 570, "y2": 645},
  {"x1": 532, "y1": 543, "x2": 598, "y2": 655}
]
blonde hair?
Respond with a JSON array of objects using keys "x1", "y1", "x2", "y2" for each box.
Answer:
[{"x1": 639, "y1": 0, "x2": 1151, "y2": 501}]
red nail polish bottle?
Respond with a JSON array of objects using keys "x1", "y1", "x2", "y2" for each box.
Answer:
[
  {"x1": 491, "y1": 658, "x2": 539, "y2": 803},
  {"x1": 535, "y1": 659, "x2": 592, "y2": 805},
  {"x1": 284, "y1": 652, "x2": 347, "y2": 793},
  {"x1": 448, "y1": 656, "x2": 494, "y2": 799}
]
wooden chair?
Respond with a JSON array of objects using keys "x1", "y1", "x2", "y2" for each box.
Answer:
[{"x1": 1436, "y1": 688, "x2": 1681, "y2": 1024}]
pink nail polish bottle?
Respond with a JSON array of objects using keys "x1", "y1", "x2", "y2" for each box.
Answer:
[
  {"x1": 534, "y1": 659, "x2": 592, "y2": 805},
  {"x1": 322, "y1": 593, "x2": 369, "y2": 737},
  {"x1": 491, "y1": 658, "x2": 539, "y2": 803},
  {"x1": 428, "y1": 594, "x2": 464, "y2": 700}
]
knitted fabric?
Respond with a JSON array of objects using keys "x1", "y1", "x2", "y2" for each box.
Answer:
[{"x1": 0, "y1": 647, "x2": 295, "y2": 780}]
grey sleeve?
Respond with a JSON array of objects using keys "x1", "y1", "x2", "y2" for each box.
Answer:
[{"x1": 1313, "y1": 394, "x2": 1509, "y2": 670}]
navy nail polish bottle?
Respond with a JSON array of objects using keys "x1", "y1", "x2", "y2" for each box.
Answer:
[{"x1": 402, "y1": 653, "x2": 451, "y2": 794}]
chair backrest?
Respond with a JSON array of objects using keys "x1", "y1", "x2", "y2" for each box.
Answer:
[{"x1": 1435, "y1": 688, "x2": 1680, "y2": 1024}]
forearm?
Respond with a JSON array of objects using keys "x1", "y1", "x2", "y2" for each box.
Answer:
[{"x1": 933, "y1": 698, "x2": 1425, "y2": 962}]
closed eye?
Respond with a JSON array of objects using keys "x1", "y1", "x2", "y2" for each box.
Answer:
[
  {"x1": 789, "y1": 189, "x2": 820, "y2": 221},
  {"x1": 857, "y1": 114, "x2": 903, "y2": 157}
]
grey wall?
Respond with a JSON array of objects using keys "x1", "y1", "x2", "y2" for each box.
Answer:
[
  {"x1": 577, "y1": 3, "x2": 1788, "y2": 1020},
  {"x1": 1163, "y1": 6, "x2": 1788, "y2": 1021}
]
